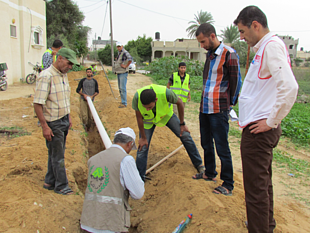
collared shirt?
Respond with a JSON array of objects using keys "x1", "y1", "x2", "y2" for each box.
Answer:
[
  {"x1": 42, "y1": 48, "x2": 53, "y2": 70},
  {"x1": 168, "y1": 71, "x2": 191, "y2": 85},
  {"x1": 252, "y1": 32, "x2": 298, "y2": 127},
  {"x1": 33, "y1": 65, "x2": 70, "y2": 122},
  {"x1": 117, "y1": 48, "x2": 133, "y2": 62},
  {"x1": 200, "y1": 42, "x2": 242, "y2": 114},
  {"x1": 81, "y1": 144, "x2": 144, "y2": 233}
]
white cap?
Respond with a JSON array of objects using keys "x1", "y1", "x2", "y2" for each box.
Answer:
[
  {"x1": 114, "y1": 127, "x2": 137, "y2": 150},
  {"x1": 116, "y1": 41, "x2": 123, "y2": 47}
]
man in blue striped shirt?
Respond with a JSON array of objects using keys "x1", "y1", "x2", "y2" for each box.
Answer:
[{"x1": 192, "y1": 23, "x2": 242, "y2": 196}]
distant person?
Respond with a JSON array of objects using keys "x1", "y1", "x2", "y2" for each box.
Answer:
[
  {"x1": 42, "y1": 39, "x2": 63, "y2": 70},
  {"x1": 80, "y1": 127, "x2": 145, "y2": 233},
  {"x1": 167, "y1": 62, "x2": 191, "y2": 118},
  {"x1": 34, "y1": 48, "x2": 79, "y2": 195},
  {"x1": 132, "y1": 84, "x2": 205, "y2": 181},
  {"x1": 193, "y1": 23, "x2": 242, "y2": 196},
  {"x1": 115, "y1": 42, "x2": 132, "y2": 108},
  {"x1": 234, "y1": 6, "x2": 298, "y2": 232},
  {"x1": 89, "y1": 64, "x2": 97, "y2": 75},
  {"x1": 76, "y1": 68, "x2": 99, "y2": 131}
]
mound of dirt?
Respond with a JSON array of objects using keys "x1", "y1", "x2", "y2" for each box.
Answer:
[{"x1": 0, "y1": 69, "x2": 309, "y2": 233}]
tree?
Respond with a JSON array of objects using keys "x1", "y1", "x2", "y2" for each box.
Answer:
[
  {"x1": 232, "y1": 40, "x2": 255, "y2": 68},
  {"x1": 186, "y1": 10, "x2": 214, "y2": 38},
  {"x1": 220, "y1": 24, "x2": 239, "y2": 44},
  {"x1": 98, "y1": 44, "x2": 118, "y2": 66},
  {"x1": 124, "y1": 35, "x2": 153, "y2": 62},
  {"x1": 46, "y1": 0, "x2": 91, "y2": 58}
]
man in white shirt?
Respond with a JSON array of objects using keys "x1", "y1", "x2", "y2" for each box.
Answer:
[
  {"x1": 80, "y1": 128, "x2": 145, "y2": 233},
  {"x1": 234, "y1": 6, "x2": 298, "y2": 233}
]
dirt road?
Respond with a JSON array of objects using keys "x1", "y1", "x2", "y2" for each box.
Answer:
[{"x1": 0, "y1": 69, "x2": 309, "y2": 232}]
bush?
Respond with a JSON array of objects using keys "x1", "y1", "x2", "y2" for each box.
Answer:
[
  {"x1": 294, "y1": 58, "x2": 303, "y2": 67},
  {"x1": 71, "y1": 64, "x2": 85, "y2": 72},
  {"x1": 98, "y1": 44, "x2": 118, "y2": 66},
  {"x1": 304, "y1": 62, "x2": 310, "y2": 67}
]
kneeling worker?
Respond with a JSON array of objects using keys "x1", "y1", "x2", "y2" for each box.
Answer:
[
  {"x1": 80, "y1": 127, "x2": 145, "y2": 233},
  {"x1": 132, "y1": 84, "x2": 204, "y2": 181},
  {"x1": 167, "y1": 62, "x2": 191, "y2": 118}
]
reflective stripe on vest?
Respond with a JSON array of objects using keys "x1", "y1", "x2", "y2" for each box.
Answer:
[
  {"x1": 85, "y1": 193, "x2": 122, "y2": 205},
  {"x1": 170, "y1": 72, "x2": 190, "y2": 103},
  {"x1": 137, "y1": 84, "x2": 173, "y2": 129}
]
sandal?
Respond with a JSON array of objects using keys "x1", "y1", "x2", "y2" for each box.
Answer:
[
  {"x1": 192, "y1": 173, "x2": 216, "y2": 182},
  {"x1": 54, "y1": 187, "x2": 74, "y2": 195},
  {"x1": 43, "y1": 184, "x2": 54, "y2": 190},
  {"x1": 196, "y1": 165, "x2": 205, "y2": 173},
  {"x1": 213, "y1": 186, "x2": 232, "y2": 196}
]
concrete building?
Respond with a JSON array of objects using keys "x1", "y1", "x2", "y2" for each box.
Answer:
[
  {"x1": 277, "y1": 35, "x2": 299, "y2": 59},
  {"x1": 151, "y1": 39, "x2": 207, "y2": 63},
  {"x1": 91, "y1": 38, "x2": 117, "y2": 51},
  {"x1": 0, "y1": 0, "x2": 47, "y2": 85}
]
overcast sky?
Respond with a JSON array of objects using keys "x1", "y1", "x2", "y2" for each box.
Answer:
[{"x1": 75, "y1": 0, "x2": 310, "y2": 51}]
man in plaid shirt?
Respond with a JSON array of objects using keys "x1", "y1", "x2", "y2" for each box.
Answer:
[
  {"x1": 34, "y1": 48, "x2": 79, "y2": 195},
  {"x1": 192, "y1": 23, "x2": 242, "y2": 196}
]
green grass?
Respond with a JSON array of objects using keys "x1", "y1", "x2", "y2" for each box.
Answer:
[
  {"x1": 0, "y1": 126, "x2": 31, "y2": 138},
  {"x1": 273, "y1": 148, "x2": 310, "y2": 177},
  {"x1": 107, "y1": 70, "x2": 117, "y2": 80}
]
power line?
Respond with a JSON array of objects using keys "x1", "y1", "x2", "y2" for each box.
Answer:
[
  {"x1": 79, "y1": 0, "x2": 103, "y2": 8},
  {"x1": 100, "y1": 1, "x2": 109, "y2": 37},
  {"x1": 84, "y1": 2, "x2": 105, "y2": 14}
]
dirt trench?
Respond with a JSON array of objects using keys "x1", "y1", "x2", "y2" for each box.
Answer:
[{"x1": 0, "y1": 69, "x2": 309, "y2": 232}]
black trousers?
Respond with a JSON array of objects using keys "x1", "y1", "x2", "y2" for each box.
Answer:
[{"x1": 241, "y1": 124, "x2": 282, "y2": 233}]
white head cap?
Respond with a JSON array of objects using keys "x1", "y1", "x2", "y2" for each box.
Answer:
[
  {"x1": 116, "y1": 41, "x2": 123, "y2": 47},
  {"x1": 114, "y1": 127, "x2": 137, "y2": 150}
]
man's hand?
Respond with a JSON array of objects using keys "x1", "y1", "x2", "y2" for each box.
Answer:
[
  {"x1": 121, "y1": 64, "x2": 126, "y2": 68},
  {"x1": 52, "y1": 50, "x2": 57, "y2": 56},
  {"x1": 42, "y1": 125, "x2": 54, "y2": 141},
  {"x1": 69, "y1": 115, "x2": 72, "y2": 129},
  {"x1": 180, "y1": 125, "x2": 190, "y2": 136},
  {"x1": 138, "y1": 137, "x2": 148, "y2": 151},
  {"x1": 249, "y1": 119, "x2": 272, "y2": 134},
  {"x1": 188, "y1": 95, "x2": 191, "y2": 102},
  {"x1": 83, "y1": 94, "x2": 89, "y2": 101}
]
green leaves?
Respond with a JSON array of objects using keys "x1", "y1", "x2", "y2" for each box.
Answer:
[{"x1": 186, "y1": 10, "x2": 215, "y2": 38}]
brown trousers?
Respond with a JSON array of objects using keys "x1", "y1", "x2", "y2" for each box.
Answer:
[
  {"x1": 240, "y1": 124, "x2": 282, "y2": 233},
  {"x1": 80, "y1": 98, "x2": 93, "y2": 128}
]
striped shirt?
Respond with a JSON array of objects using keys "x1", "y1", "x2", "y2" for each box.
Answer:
[
  {"x1": 200, "y1": 42, "x2": 242, "y2": 114},
  {"x1": 117, "y1": 48, "x2": 132, "y2": 62},
  {"x1": 33, "y1": 65, "x2": 70, "y2": 122}
]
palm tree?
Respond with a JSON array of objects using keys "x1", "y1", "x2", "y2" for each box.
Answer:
[
  {"x1": 219, "y1": 24, "x2": 239, "y2": 44},
  {"x1": 186, "y1": 10, "x2": 214, "y2": 38}
]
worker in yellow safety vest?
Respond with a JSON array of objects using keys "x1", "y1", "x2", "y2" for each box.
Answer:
[
  {"x1": 167, "y1": 62, "x2": 191, "y2": 117},
  {"x1": 90, "y1": 64, "x2": 97, "y2": 75},
  {"x1": 132, "y1": 84, "x2": 204, "y2": 181},
  {"x1": 41, "y1": 39, "x2": 63, "y2": 70}
]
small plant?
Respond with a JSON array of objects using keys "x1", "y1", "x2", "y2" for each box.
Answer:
[
  {"x1": 70, "y1": 150, "x2": 76, "y2": 155},
  {"x1": 0, "y1": 126, "x2": 31, "y2": 138}
]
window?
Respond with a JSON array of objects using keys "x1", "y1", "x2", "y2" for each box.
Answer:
[
  {"x1": 31, "y1": 26, "x2": 44, "y2": 49},
  {"x1": 289, "y1": 45, "x2": 294, "y2": 49},
  {"x1": 34, "y1": 32, "x2": 40, "y2": 44},
  {"x1": 10, "y1": 25, "x2": 17, "y2": 37}
]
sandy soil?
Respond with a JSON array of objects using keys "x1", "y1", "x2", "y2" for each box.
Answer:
[{"x1": 0, "y1": 69, "x2": 309, "y2": 233}]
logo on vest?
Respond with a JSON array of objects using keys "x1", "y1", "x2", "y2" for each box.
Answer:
[
  {"x1": 87, "y1": 165, "x2": 110, "y2": 194},
  {"x1": 252, "y1": 55, "x2": 261, "y2": 64}
]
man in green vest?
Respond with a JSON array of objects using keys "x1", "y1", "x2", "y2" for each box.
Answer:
[
  {"x1": 132, "y1": 84, "x2": 204, "y2": 181},
  {"x1": 90, "y1": 64, "x2": 97, "y2": 75},
  {"x1": 41, "y1": 39, "x2": 63, "y2": 70},
  {"x1": 80, "y1": 127, "x2": 144, "y2": 233},
  {"x1": 167, "y1": 62, "x2": 191, "y2": 118}
]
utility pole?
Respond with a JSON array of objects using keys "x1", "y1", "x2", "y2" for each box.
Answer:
[
  {"x1": 94, "y1": 33, "x2": 97, "y2": 61},
  {"x1": 109, "y1": 0, "x2": 114, "y2": 71}
]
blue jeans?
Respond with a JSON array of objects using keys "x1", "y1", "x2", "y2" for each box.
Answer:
[
  {"x1": 136, "y1": 114, "x2": 202, "y2": 180},
  {"x1": 117, "y1": 72, "x2": 128, "y2": 106},
  {"x1": 45, "y1": 115, "x2": 70, "y2": 191},
  {"x1": 199, "y1": 111, "x2": 234, "y2": 190}
]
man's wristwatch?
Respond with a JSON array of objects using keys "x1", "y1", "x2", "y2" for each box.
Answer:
[{"x1": 180, "y1": 121, "x2": 186, "y2": 126}]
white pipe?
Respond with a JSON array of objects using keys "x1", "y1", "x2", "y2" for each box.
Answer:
[
  {"x1": 86, "y1": 96, "x2": 112, "y2": 149},
  {"x1": 145, "y1": 145, "x2": 184, "y2": 174}
]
